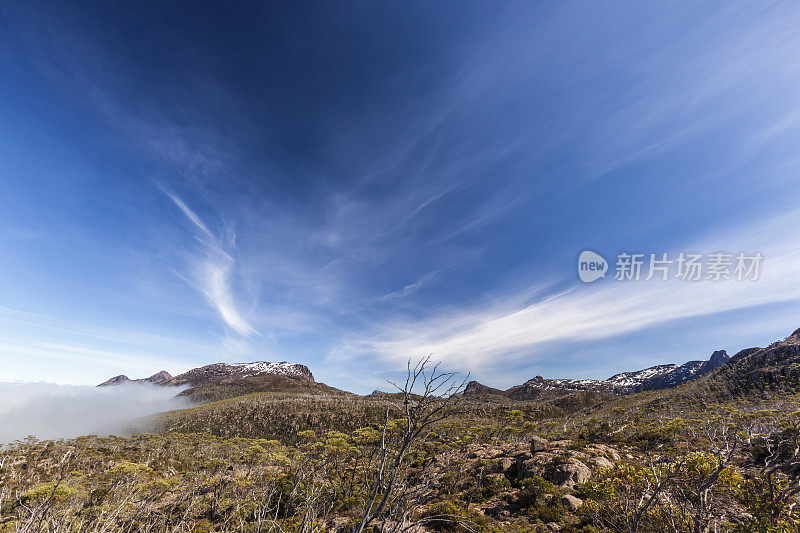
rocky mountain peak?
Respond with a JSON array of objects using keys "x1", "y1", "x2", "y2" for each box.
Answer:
[
  {"x1": 145, "y1": 371, "x2": 173, "y2": 384},
  {"x1": 98, "y1": 375, "x2": 130, "y2": 386},
  {"x1": 700, "y1": 350, "x2": 730, "y2": 373},
  {"x1": 464, "y1": 380, "x2": 505, "y2": 396},
  {"x1": 710, "y1": 349, "x2": 729, "y2": 361}
]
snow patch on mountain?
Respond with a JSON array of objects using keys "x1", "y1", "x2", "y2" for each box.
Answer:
[
  {"x1": 467, "y1": 350, "x2": 731, "y2": 400},
  {"x1": 223, "y1": 362, "x2": 311, "y2": 379},
  {"x1": 606, "y1": 364, "x2": 680, "y2": 387},
  {"x1": 98, "y1": 361, "x2": 315, "y2": 388}
]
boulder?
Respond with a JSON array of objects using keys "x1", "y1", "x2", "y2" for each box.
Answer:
[
  {"x1": 516, "y1": 452, "x2": 554, "y2": 480},
  {"x1": 593, "y1": 456, "x2": 614, "y2": 469},
  {"x1": 516, "y1": 458, "x2": 541, "y2": 480},
  {"x1": 561, "y1": 494, "x2": 584, "y2": 512},
  {"x1": 565, "y1": 449, "x2": 590, "y2": 461},
  {"x1": 587, "y1": 444, "x2": 621, "y2": 461},
  {"x1": 530, "y1": 436, "x2": 550, "y2": 454},
  {"x1": 485, "y1": 446, "x2": 505, "y2": 459},
  {"x1": 543, "y1": 458, "x2": 591, "y2": 488},
  {"x1": 468, "y1": 445, "x2": 504, "y2": 460}
]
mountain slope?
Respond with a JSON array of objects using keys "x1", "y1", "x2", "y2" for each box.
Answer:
[{"x1": 703, "y1": 328, "x2": 800, "y2": 396}]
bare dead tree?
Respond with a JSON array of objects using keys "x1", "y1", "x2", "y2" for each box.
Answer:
[
  {"x1": 353, "y1": 355, "x2": 468, "y2": 533},
  {"x1": 19, "y1": 450, "x2": 73, "y2": 533},
  {"x1": 673, "y1": 418, "x2": 740, "y2": 533},
  {"x1": 629, "y1": 456, "x2": 683, "y2": 533},
  {"x1": 748, "y1": 407, "x2": 800, "y2": 522}
]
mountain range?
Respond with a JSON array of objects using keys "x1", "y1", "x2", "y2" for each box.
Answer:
[
  {"x1": 98, "y1": 326, "x2": 800, "y2": 404},
  {"x1": 463, "y1": 349, "x2": 731, "y2": 401}
]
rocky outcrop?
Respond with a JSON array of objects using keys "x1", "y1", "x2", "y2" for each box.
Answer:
[
  {"x1": 561, "y1": 494, "x2": 584, "y2": 511},
  {"x1": 531, "y1": 436, "x2": 550, "y2": 454},
  {"x1": 512, "y1": 438, "x2": 616, "y2": 492},
  {"x1": 427, "y1": 437, "x2": 629, "y2": 525},
  {"x1": 544, "y1": 458, "x2": 592, "y2": 489}
]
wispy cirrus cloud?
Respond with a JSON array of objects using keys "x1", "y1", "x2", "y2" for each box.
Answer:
[
  {"x1": 334, "y1": 210, "x2": 800, "y2": 374},
  {"x1": 194, "y1": 253, "x2": 258, "y2": 338},
  {"x1": 162, "y1": 189, "x2": 214, "y2": 240},
  {"x1": 162, "y1": 189, "x2": 258, "y2": 339},
  {"x1": 4, "y1": 1, "x2": 800, "y2": 394}
]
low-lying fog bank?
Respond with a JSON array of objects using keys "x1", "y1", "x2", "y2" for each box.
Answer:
[{"x1": 0, "y1": 382, "x2": 190, "y2": 443}]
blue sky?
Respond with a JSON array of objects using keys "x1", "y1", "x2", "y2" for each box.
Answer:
[{"x1": 1, "y1": 1, "x2": 800, "y2": 393}]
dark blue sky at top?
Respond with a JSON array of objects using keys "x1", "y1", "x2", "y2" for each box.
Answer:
[{"x1": 1, "y1": 1, "x2": 800, "y2": 391}]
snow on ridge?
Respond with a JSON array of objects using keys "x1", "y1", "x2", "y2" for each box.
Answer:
[
  {"x1": 532, "y1": 361, "x2": 698, "y2": 390},
  {"x1": 606, "y1": 364, "x2": 678, "y2": 385},
  {"x1": 223, "y1": 361, "x2": 308, "y2": 378}
]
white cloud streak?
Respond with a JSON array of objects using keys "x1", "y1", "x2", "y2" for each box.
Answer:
[
  {"x1": 195, "y1": 252, "x2": 258, "y2": 337},
  {"x1": 162, "y1": 190, "x2": 258, "y2": 338},
  {"x1": 163, "y1": 189, "x2": 215, "y2": 239},
  {"x1": 336, "y1": 211, "x2": 800, "y2": 373}
]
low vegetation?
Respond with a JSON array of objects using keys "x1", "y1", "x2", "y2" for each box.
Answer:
[{"x1": 2, "y1": 356, "x2": 800, "y2": 532}]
